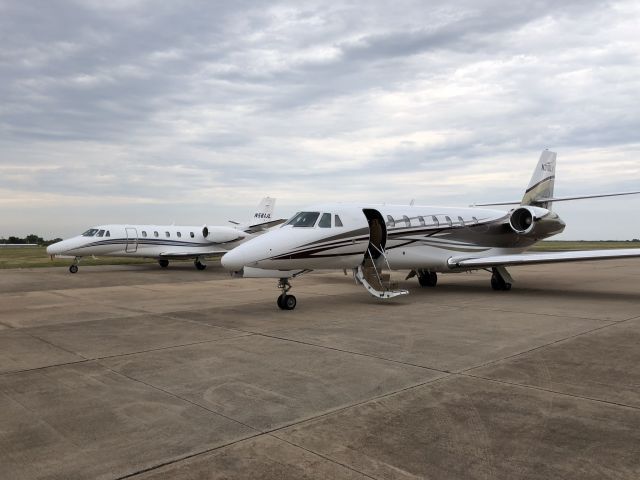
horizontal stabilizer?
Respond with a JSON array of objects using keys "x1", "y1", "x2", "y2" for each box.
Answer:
[
  {"x1": 243, "y1": 218, "x2": 286, "y2": 233},
  {"x1": 473, "y1": 190, "x2": 640, "y2": 207},
  {"x1": 448, "y1": 248, "x2": 640, "y2": 269}
]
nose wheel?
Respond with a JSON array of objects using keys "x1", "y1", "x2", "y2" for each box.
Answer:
[
  {"x1": 69, "y1": 257, "x2": 81, "y2": 273},
  {"x1": 277, "y1": 278, "x2": 297, "y2": 310},
  {"x1": 194, "y1": 258, "x2": 207, "y2": 270}
]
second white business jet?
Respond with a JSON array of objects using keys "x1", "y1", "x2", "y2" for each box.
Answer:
[
  {"x1": 221, "y1": 151, "x2": 640, "y2": 310},
  {"x1": 47, "y1": 197, "x2": 284, "y2": 273}
]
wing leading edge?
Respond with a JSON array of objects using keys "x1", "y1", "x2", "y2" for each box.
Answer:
[{"x1": 448, "y1": 248, "x2": 640, "y2": 269}]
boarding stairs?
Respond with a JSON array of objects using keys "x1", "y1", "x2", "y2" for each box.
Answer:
[{"x1": 354, "y1": 245, "x2": 409, "y2": 299}]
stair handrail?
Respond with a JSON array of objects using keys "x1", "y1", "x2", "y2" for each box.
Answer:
[{"x1": 369, "y1": 243, "x2": 393, "y2": 272}]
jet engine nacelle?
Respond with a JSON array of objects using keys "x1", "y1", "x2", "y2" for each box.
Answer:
[
  {"x1": 205, "y1": 226, "x2": 244, "y2": 244},
  {"x1": 509, "y1": 206, "x2": 566, "y2": 238}
]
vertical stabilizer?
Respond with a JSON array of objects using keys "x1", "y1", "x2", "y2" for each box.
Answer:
[
  {"x1": 521, "y1": 150, "x2": 556, "y2": 209},
  {"x1": 249, "y1": 196, "x2": 276, "y2": 226}
]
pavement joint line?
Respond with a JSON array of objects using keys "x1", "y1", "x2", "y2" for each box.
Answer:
[
  {"x1": 91, "y1": 333, "x2": 256, "y2": 361},
  {"x1": 116, "y1": 375, "x2": 452, "y2": 480},
  {"x1": 460, "y1": 372, "x2": 640, "y2": 411},
  {"x1": 251, "y1": 331, "x2": 451, "y2": 374},
  {"x1": 458, "y1": 316, "x2": 636, "y2": 375},
  {"x1": 23, "y1": 330, "x2": 90, "y2": 360},
  {"x1": 266, "y1": 434, "x2": 379, "y2": 480},
  {"x1": 97, "y1": 360, "x2": 262, "y2": 433},
  {"x1": 0, "y1": 359, "x2": 91, "y2": 377},
  {"x1": 0, "y1": 334, "x2": 257, "y2": 377}
]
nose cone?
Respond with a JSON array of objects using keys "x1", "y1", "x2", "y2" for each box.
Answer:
[
  {"x1": 46, "y1": 241, "x2": 62, "y2": 255},
  {"x1": 221, "y1": 247, "x2": 248, "y2": 271}
]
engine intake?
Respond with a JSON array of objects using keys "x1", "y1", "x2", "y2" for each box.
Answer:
[
  {"x1": 510, "y1": 207, "x2": 535, "y2": 234},
  {"x1": 508, "y1": 206, "x2": 566, "y2": 239}
]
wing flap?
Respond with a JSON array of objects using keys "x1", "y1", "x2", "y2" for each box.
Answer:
[{"x1": 449, "y1": 248, "x2": 640, "y2": 269}]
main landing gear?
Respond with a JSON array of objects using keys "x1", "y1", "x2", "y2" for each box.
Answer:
[
  {"x1": 69, "y1": 257, "x2": 81, "y2": 273},
  {"x1": 276, "y1": 278, "x2": 297, "y2": 310},
  {"x1": 194, "y1": 258, "x2": 207, "y2": 270},
  {"x1": 158, "y1": 259, "x2": 169, "y2": 268},
  {"x1": 490, "y1": 266, "x2": 512, "y2": 291},
  {"x1": 417, "y1": 270, "x2": 438, "y2": 287}
]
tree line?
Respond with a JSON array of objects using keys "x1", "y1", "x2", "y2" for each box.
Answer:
[{"x1": 0, "y1": 235, "x2": 63, "y2": 246}]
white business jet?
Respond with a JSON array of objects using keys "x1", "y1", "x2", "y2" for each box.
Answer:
[
  {"x1": 47, "y1": 197, "x2": 284, "y2": 273},
  {"x1": 221, "y1": 151, "x2": 640, "y2": 310}
]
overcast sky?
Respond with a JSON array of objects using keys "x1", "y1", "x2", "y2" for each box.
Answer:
[{"x1": 1, "y1": 0, "x2": 639, "y2": 239}]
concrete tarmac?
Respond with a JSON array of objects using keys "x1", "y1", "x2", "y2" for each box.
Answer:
[{"x1": 0, "y1": 259, "x2": 639, "y2": 479}]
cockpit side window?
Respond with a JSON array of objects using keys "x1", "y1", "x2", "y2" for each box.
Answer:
[
  {"x1": 97, "y1": 230, "x2": 105, "y2": 237},
  {"x1": 82, "y1": 229, "x2": 98, "y2": 237},
  {"x1": 106, "y1": 231, "x2": 110, "y2": 237},
  {"x1": 318, "y1": 213, "x2": 331, "y2": 228},
  {"x1": 334, "y1": 215, "x2": 343, "y2": 227},
  {"x1": 286, "y1": 211, "x2": 320, "y2": 227}
]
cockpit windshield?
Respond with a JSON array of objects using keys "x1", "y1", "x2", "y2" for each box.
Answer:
[
  {"x1": 285, "y1": 212, "x2": 320, "y2": 227},
  {"x1": 82, "y1": 228, "x2": 99, "y2": 237}
]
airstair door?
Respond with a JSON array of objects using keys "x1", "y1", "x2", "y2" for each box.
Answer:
[
  {"x1": 125, "y1": 227, "x2": 138, "y2": 253},
  {"x1": 362, "y1": 208, "x2": 386, "y2": 260}
]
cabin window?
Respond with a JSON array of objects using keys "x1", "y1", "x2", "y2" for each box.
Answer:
[
  {"x1": 335, "y1": 215, "x2": 343, "y2": 227},
  {"x1": 106, "y1": 231, "x2": 110, "y2": 237},
  {"x1": 318, "y1": 213, "x2": 331, "y2": 228},
  {"x1": 177, "y1": 232, "x2": 182, "y2": 238},
  {"x1": 165, "y1": 231, "x2": 170, "y2": 238},
  {"x1": 458, "y1": 216, "x2": 465, "y2": 226},
  {"x1": 286, "y1": 211, "x2": 320, "y2": 227},
  {"x1": 386, "y1": 215, "x2": 395, "y2": 227},
  {"x1": 418, "y1": 216, "x2": 425, "y2": 226},
  {"x1": 190, "y1": 232, "x2": 195, "y2": 238},
  {"x1": 445, "y1": 216, "x2": 453, "y2": 227},
  {"x1": 472, "y1": 216, "x2": 478, "y2": 225},
  {"x1": 82, "y1": 229, "x2": 98, "y2": 237},
  {"x1": 154, "y1": 231, "x2": 159, "y2": 237},
  {"x1": 142, "y1": 231, "x2": 147, "y2": 237},
  {"x1": 431, "y1": 216, "x2": 439, "y2": 227},
  {"x1": 97, "y1": 230, "x2": 105, "y2": 237},
  {"x1": 402, "y1": 215, "x2": 410, "y2": 227}
]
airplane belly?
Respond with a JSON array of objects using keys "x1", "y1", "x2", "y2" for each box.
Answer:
[{"x1": 385, "y1": 245, "x2": 453, "y2": 270}]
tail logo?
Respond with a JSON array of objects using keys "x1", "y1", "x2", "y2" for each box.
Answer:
[{"x1": 541, "y1": 162, "x2": 554, "y2": 172}]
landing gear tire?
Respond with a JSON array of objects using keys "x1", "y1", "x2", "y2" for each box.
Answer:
[
  {"x1": 69, "y1": 264, "x2": 78, "y2": 274},
  {"x1": 159, "y1": 259, "x2": 169, "y2": 268},
  {"x1": 418, "y1": 270, "x2": 437, "y2": 287},
  {"x1": 276, "y1": 278, "x2": 296, "y2": 310},
  {"x1": 277, "y1": 294, "x2": 297, "y2": 310},
  {"x1": 194, "y1": 260, "x2": 207, "y2": 271},
  {"x1": 491, "y1": 273, "x2": 511, "y2": 291}
]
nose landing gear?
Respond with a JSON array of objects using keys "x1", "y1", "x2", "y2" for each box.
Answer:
[
  {"x1": 194, "y1": 258, "x2": 207, "y2": 270},
  {"x1": 276, "y1": 278, "x2": 297, "y2": 310},
  {"x1": 69, "y1": 257, "x2": 81, "y2": 273}
]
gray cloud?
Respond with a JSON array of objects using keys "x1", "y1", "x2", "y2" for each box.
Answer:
[{"x1": 0, "y1": 0, "x2": 638, "y2": 239}]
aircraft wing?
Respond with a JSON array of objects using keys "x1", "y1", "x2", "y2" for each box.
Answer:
[
  {"x1": 448, "y1": 248, "x2": 640, "y2": 269},
  {"x1": 243, "y1": 218, "x2": 287, "y2": 233}
]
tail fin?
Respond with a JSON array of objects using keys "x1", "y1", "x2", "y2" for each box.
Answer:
[
  {"x1": 249, "y1": 196, "x2": 276, "y2": 227},
  {"x1": 521, "y1": 150, "x2": 556, "y2": 209}
]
